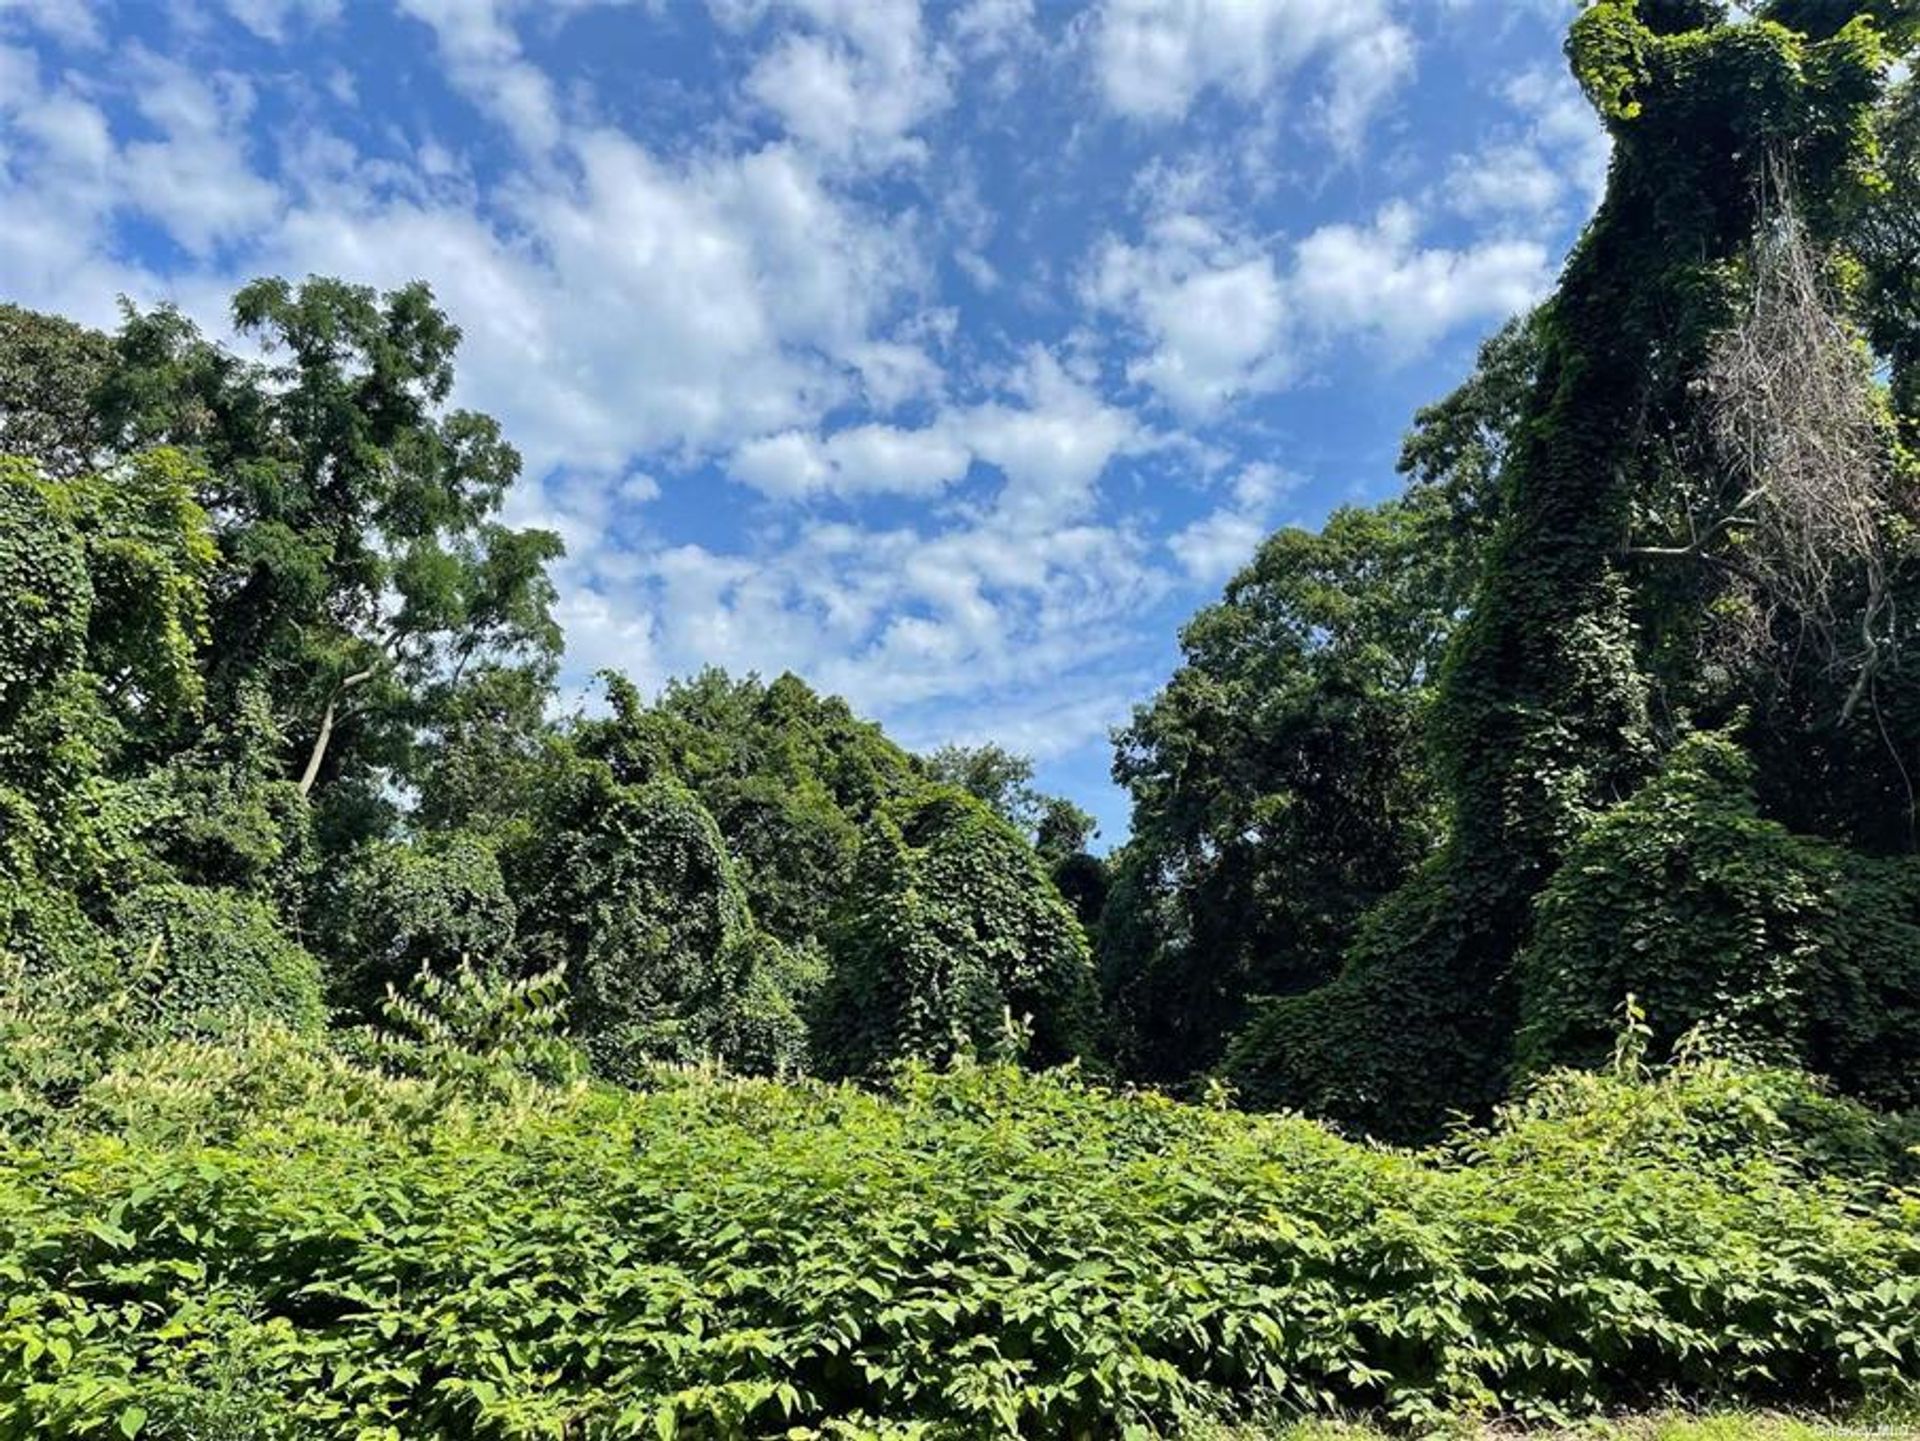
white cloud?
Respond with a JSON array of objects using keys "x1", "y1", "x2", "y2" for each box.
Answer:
[
  {"x1": 1444, "y1": 141, "x2": 1565, "y2": 219},
  {"x1": 618, "y1": 471, "x2": 662, "y2": 504},
  {"x1": 1087, "y1": 214, "x2": 1289, "y2": 417},
  {"x1": 0, "y1": 0, "x2": 101, "y2": 47},
  {"x1": 1088, "y1": 198, "x2": 1550, "y2": 416},
  {"x1": 121, "y1": 53, "x2": 281, "y2": 255},
  {"x1": 1290, "y1": 201, "x2": 1552, "y2": 358},
  {"x1": 1504, "y1": 65, "x2": 1610, "y2": 210},
  {"x1": 1168, "y1": 462, "x2": 1295, "y2": 582},
  {"x1": 223, "y1": 0, "x2": 342, "y2": 43},
  {"x1": 950, "y1": 0, "x2": 1035, "y2": 60},
  {"x1": 1438, "y1": 62, "x2": 1609, "y2": 226},
  {"x1": 726, "y1": 0, "x2": 951, "y2": 171},
  {"x1": 1090, "y1": 0, "x2": 1413, "y2": 148},
  {"x1": 730, "y1": 346, "x2": 1135, "y2": 524},
  {"x1": 732, "y1": 423, "x2": 972, "y2": 499},
  {"x1": 959, "y1": 348, "x2": 1141, "y2": 530},
  {"x1": 397, "y1": 0, "x2": 563, "y2": 153}
]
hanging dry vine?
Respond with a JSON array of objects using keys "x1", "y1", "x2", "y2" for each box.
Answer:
[{"x1": 1698, "y1": 163, "x2": 1898, "y2": 722}]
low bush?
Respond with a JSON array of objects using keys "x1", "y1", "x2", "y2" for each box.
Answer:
[
  {"x1": 0, "y1": 1032, "x2": 1914, "y2": 1439},
  {"x1": 110, "y1": 883, "x2": 327, "y2": 1038},
  {"x1": 1515, "y1": 733, "x2": 1920, "y2": 1111}
]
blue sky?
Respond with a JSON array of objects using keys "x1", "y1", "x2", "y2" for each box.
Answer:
[{"x1": 0, "y1": 0, "x2": 1602, "y2": 843}]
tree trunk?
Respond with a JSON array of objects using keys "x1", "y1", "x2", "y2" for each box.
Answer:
[{"x1": 296, "y1": 667, "x2": 378, "y2": 797}]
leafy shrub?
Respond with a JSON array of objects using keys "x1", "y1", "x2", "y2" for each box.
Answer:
[
  {"x1": 323, "y1": 831, "x2": 518, "y2": 1014},
  {"x1": 361, "y1": 960, "x2": 587, "y2": 1097},
  {"x1": 1515, "y1": 733, "x2": 1920, "y2": 1111},
  {"x1": 0, "y1": 1040, "x2": 1915, "y2": 1438},
  {"x1": 0, "y1": 946, "x2": 133, "y2": 1139},
  {"x1": 1218, "y1": 858, "x2": 1512, "y2": 1142},
  {"x1": 0, "y1": 869, "x2": 114, "y2": 989},
  {"x1": 112, "y1": 883, "x2": 326, "y2": 1037},
  {"x1": 819, "y1": 788, "x2": 1097, "y2": 1076},
  {"x1": 124, "y1": 684, "x2": 317, "y2": 915},
  {"x1": 0, "y1": 457, "x2": 90, "y2": 722},
  {"x1": 521, "y1": 769, "x2": 810, "y2": 1078}
]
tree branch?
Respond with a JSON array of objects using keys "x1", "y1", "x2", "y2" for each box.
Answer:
[{"x1": 295, "y1": 664, "x2": 380, "y2": 798}]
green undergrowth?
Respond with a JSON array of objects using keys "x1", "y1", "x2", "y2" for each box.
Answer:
[
  {"x1": 0, "y1": 1025, "x2": 1915, "y2": 1440},
  {"x1": 1214, "y1": 1413, "x2": 1920, "y2": 1441}
]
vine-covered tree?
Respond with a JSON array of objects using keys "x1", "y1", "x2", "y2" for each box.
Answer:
[
  {"x1": 819, "y1": 788, "x2": 1097, "y2": 1076},
  {"x1": 515, "y1": 759, "x2": 815, "y2": 1079},
  {"x1": 1223, "y1": 0, "x2": 1920, "y2": 1139}
]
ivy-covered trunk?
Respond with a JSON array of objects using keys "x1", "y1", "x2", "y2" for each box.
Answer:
[{"x1": 1223, "y1": 0, "x2": 1901, "y2": 1140}]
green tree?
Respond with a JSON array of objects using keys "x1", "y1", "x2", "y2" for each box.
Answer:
[
  {"x1": 1105, "y1": 491, "x2": 1467, "y2": 1084},
  {"x1": 575, "y1": 669, "x2": 924, "y2": 954},
  {"x1": 924, "y1": 742, "x2": 1044, "y2": 831},
  {"x1": 91, "y1": 280, "x2": 563, "y2": 800},
  {"x1": 1224, "y1": 0, "x2": 1912, "y2": 1138},
  {"x1": 0, "y1": 304, "x2": 110, "y2": 480},
  {"x1": 1034, "y1": 796, "x2": 1097, "y2": 866},
  {"x1": 818, "y1": 788, "x2": 1096, "y2": 1076}
]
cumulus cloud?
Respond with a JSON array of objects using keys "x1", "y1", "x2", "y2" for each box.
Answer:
[
  {"x1": 222, "y1": 0, "x2": 342, "y2": 42},
  {"x1": 0, "y1": 0, "x2": 101, "y2": 47},
  {"x1": 1168, "y1": 463, "x2": 1296, "y2": 583},
  {"x1": 1290, "y1": 201, "x2": 1553, "y2": 358},
  {"x1": 1503, "y1": 65, "x2": 1611, "y2": 210},
  {"x1": 721, "y1": 0, "x2": 951, "y2": 170},
  {"x1": 1085, "y1": 214, "x2": 1289, "y2": 418},
  {"x1": 1444, "y1": 141, "x2": 1565, "y2": 220},
  {"x1": 732, "y1": 424, "x2": 973, "y2": 499},
  {"x1": 1090, "y1": 0, "x2": 1413, "y2": 149},
  {"x1": 1086, "y1": 199, "x2": 1552, "y2": 416},
  {"x1": 728, "y1": 346, "x2": 1138, "y2": 528},
  {"x1": 121, "y1": 52, "x2": 282, "y2": 255},
  {"x1": 1438, "y1": 60, "x2": 1609, "y2": 228}
]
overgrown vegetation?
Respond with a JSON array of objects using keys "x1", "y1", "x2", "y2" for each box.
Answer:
[
  {"x1": 4, "y1": 0, "x2": 1920, "y2": 1432},
  {"x1": 0, "y1": 985, "x2": 1916, "y2": 1439}
]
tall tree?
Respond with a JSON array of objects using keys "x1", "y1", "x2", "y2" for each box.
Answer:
[
  {"x1": 1104, "y1": 488, "x2": 1472, "y2": 1084},
  {"x1": 92, "y1": 280, "x2": 563, "y2": 802},
  {"x1": 1224, "y1": 0, "x2": 1914, "y2": 1139}
]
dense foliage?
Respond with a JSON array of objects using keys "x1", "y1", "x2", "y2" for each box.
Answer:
[
  {"x1": 5, "y1": 2, "x2": 1920, "y2": 1431},
  {"x1": 6, "y1": 0, "x2": 1906, "y2": 1144},
  {"x1": 0, "y1": 1010, "x2": 1915, "y2": 1439},
  {"x1": 0, "y1": 278, "x2": 1089, "y2": 1087},
  {"x1": 1102, "y1": 484, "x2": 1476, "y2": 1086},
  {"x1": 818, "y1": 788, "x2": 1097, "y2": 1076},
  {"x1": 1204, "y1": 0, "x2": 1920, "y2": 1136},
  {"x1": 1514, "y1": 732, "x2": 1920, "y2": 1110}
]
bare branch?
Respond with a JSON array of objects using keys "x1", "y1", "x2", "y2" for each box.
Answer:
[{"x1": 1699, "y1": 159, "x2": 1898, "y2": 721}]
